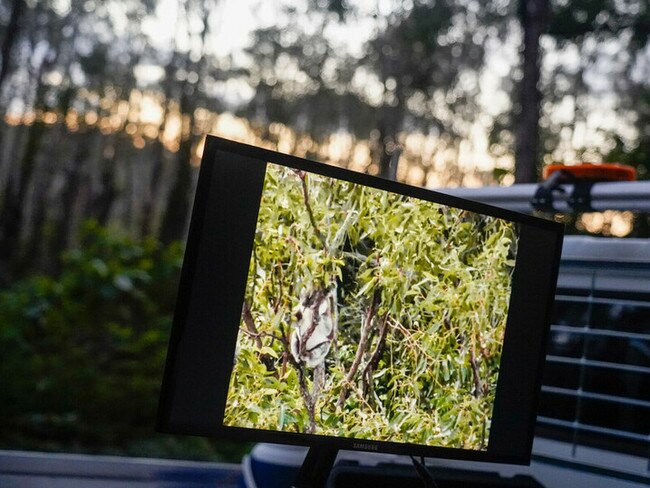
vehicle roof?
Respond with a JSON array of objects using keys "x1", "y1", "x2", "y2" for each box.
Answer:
[{"x1": 562, "y1": 236, "x2": 650, "y2": 264}]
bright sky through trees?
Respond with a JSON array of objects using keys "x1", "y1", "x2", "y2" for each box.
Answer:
[{"x1": 131, "y1": 0, "x2": 645, "y2": 178}]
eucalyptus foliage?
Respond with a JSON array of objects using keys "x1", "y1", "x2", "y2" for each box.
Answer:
[{"x1": 225, "y1": 164, "x2": 518, "y2": 450}]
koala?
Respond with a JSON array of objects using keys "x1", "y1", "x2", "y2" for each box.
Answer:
[{"x1": 290, "y1": 287, "x2": 336, "y2": 368}]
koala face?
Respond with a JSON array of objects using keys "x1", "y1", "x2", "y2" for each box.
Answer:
[{"x1": 290, "y1": 287, "x2": 336, "y2": 368}]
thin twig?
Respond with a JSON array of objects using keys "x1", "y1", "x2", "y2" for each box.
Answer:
[
  {"x1": 469, "y1": 344, "x2": 485, "y2": 398},
  {"x1": 362, "y1": 311, "x2": 389, "y2": 398},
  {"x1": 271, "y1": 262, "x2": 283, "y2": 313},
  {"x1": 240, "y1": 327, "x2": 287, "y2": 346},
  {"x1": 337, "y1": 289, "x2": 380, "y2": 409},
  {"x1": 297, "y1": 365, "x2": 317, "y2": 433},
  {"x1": 390, "y1": 320, "x2": 438, "y2": 365},
  {"x1": 299, "y1": 172, "x2": 328, "y2": 250},
  {"x1": 289, "y1": 353, "x2": 319, "y2": 434},
  {"x1": 242, "y1": 301, "x2": 263, "y2": 349},
  {"x1": 241, "y1": 301, "x2": 288, "y2": 375}
]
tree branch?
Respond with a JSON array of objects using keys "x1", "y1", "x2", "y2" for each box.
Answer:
[
  {"x1": 242, "y1": 301, "x2": 264, "y2": 349},
  {"x1": 240, "y1": 327, "x2": 287, "y2": 345},
  {"x1": 241, "y1": 300, "x2": 286, "y2": 375},
  {"x1": 361, "y1": 311, "x2": 389, "y2": 399},
  {"x1": 289, "y1": 353, "x2": 320, "y2": 434},
  {"x1": 337, "y1": 289, "x2": 380, "y2": 409},
  {"x1": 298, "y1": 171, "x2": 328, "y2": 251},
  {"x1": 469, "y1": 345, "x2": 485, "y2": 398},
  {"x1": 296, "y1": 364, "x2": 317, "y2": 433}
]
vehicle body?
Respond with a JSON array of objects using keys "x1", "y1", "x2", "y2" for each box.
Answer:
[{"x1": 1, "y1": 181, "x2": 648, "y2": 487}]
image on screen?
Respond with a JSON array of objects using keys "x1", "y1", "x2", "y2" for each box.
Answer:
[{"x1": 224, "y1": 162, "x2": 520, "y2": 451}]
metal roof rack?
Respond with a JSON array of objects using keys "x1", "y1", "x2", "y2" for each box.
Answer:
[{"x1": 439, "y1": 180, "x2": 650, "y2": 214}]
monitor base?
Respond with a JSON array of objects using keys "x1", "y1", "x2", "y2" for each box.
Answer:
[{"x1": 291, "y1": 446, "x2": 338, "y2": 488}]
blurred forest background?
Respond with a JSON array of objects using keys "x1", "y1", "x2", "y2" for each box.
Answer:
[{"x1": 0, "y1": 0, "x2": 649, "y2": 461}]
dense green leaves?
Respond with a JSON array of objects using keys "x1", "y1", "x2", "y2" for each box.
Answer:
[
  {"x1": 0, "y1": 220, "x2": 248, "y2": 460},
  {"x1": 225, "y1": 165, "x2": 518, "y2": 450}
]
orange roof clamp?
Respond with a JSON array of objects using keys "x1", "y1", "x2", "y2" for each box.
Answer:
[
  {"x1": 543, "y1": 163, "x2": 637, "y2": 182},
  {"x1": 533, "y1": 163, "x2": 637, "y2": 213}
]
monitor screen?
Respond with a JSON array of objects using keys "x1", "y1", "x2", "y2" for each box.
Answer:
[{"x1": 157, "y1": 136, "x2": 563, "y2": 465}]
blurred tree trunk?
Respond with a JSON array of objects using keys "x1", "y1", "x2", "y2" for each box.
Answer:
[
  {"x1": 159, "y1": 0, "x2": 213, "y2": 243},
  {"x1": 0, "y1": 120, "x2": 44, "y2": 280},
  {"x1": 377, "y1": 103, "x2": 403, "y2": 181},
  {"x1": 41, "y1": 129, "x2": 98, "y2": 271},
  {"x1": 142, "y1": 123, "x2": 169, "y2": 237},
  {"x1": 0, "y1": 0, "x2": 25, "y2": 93},
  {"x1": 0, "y1": 64, "x2": 50, "y2": 282},
  {"x1": 21, "y1": 58, "x2": 80, "y2": 274},
  {"x1": 142, "y1": 0, "x2": 184, "y2": 238},
  {"x1": 143, "y1": 53, "x2": 177, "y2": 238},
  {"x1": 514, "y1": 0, "x2": 550, "y2": 183},
  {"x1": 159, "y1": 91, "x2": 194, "y2": 244},
  {"x1": 89, "y1": 146, "x2": 117, "y2": 226},
  {"x1": 376, "y1": 74, "x2": 404, "y2": 181},
  {"x1": 0, "y1": 0, "x2": 29, "y2": 280}
]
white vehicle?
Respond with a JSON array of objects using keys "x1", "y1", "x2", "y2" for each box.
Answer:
[{"x1": 2, "y1": 178, "x2": 648, "y2": 488}]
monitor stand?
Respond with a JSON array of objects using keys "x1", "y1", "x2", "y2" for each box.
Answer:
[
  {"x1": 292, "y1": 446, "x2": 339, "y2": 488},
  {"x1": 290, "y1": 447, "x2": 442, "y2": 488}
]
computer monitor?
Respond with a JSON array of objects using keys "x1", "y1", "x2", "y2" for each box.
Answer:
[{"x1": 157, "y1": 136, "x2": 563, "y2": 484}]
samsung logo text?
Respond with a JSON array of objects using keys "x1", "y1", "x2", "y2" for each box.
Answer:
[{"x1": 352, "y1": 442, "x2": 378, "y2": 451}]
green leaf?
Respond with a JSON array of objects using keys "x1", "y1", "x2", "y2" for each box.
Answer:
[{"x1": 260, "y1": 346, "x2": 279, "y2": 359}]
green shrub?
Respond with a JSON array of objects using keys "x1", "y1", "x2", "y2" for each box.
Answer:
[{"x1": 0, "y1": 220, "x2": 248, "y2": 461}]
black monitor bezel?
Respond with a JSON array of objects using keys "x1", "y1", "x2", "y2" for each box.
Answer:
[{"x1": 157, "y1": 135, "x2": 564, "y2": 465}]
